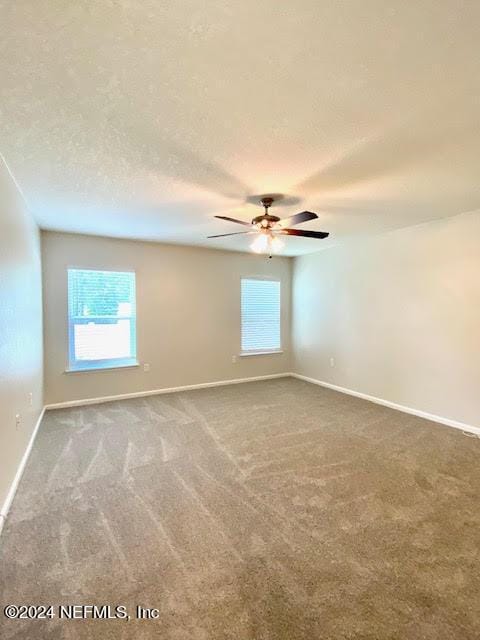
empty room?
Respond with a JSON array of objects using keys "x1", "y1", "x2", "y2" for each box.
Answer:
[{"x1": 1, "y1": 2, "x2": 479, "y2": 638}]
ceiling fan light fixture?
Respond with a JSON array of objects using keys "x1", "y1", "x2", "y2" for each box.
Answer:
[{"x1": 251, "y1": 234, "x2": 269, "y2": 253}]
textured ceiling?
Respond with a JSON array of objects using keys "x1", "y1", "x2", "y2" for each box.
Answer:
[{"x1": 1, "y1": 1, "x2": 480, "y2": 256}]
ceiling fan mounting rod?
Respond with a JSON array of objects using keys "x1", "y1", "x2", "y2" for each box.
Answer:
[{"x1": 261, "y1": 196, "x2": 274, "y2": 213}]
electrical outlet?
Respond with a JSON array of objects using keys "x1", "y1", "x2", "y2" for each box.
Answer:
[
  {"x1": 232, "y1": 355, "x2": 237, "y2": 364},
  {"x1": 143, "y1": 363, "x2": 150, "y2": 372},
  {"x1": 330, "y1": 357, "x2": 335, "y2": 368},
  {"x1": 15, "y1": 414, "x2": 21, "y2": 429},
  {"x1": 28, "y1": 392, "x2": 33, "y2": 407}
]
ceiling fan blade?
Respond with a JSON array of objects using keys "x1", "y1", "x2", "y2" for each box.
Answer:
[
  {"x1": 207, "y1": 231, "x2": 253, "y2": 238},
  {"x1": 280, "y1": 228, "x2": 329, "y2": 239},
  {"x1": 214, "y1": 215, "x2": 251, "y2": 226},
  {"x1": 276, "y1": 211, "x2": 318, "y2": 228}
]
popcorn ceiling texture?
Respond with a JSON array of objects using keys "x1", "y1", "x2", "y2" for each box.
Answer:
[
  {"x1": 1, "y1": 378, "x2": 479, "y2": 639},
  {"x1": 1, "y1": 2, "x2": 480, "y2": 254}
]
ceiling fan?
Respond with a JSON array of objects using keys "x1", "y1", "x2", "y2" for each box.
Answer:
[{"x1": 207, "y1": 196, "x2": 329, "y2": 255}]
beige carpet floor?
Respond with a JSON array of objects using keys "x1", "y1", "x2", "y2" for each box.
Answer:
[{"x1": 1, "y1": 377, "x2": 479, "y2": 639}]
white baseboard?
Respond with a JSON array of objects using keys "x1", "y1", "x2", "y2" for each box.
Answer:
[
  {"x1": 291, "y1": 373, "x2": 480, "y2": 437},
  {"x1": 0, "y1": 407, "x2": 46, "y2": 537},
  {"x1": 45, "y1": 373, "x2": 293, "y2": 410}
]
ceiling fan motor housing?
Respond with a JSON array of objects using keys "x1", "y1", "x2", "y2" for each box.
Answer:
[
  {"x1": 252, "y1": 213, "x2": 280, "y2": 228},
  {"x1": 252, "y1": 197, "x2": 280, "y2": 228}
]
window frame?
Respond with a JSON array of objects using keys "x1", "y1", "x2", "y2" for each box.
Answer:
[
  {"x1": 240, "y1": 275, "x2": 282, "y2": 356},
  {"x1": 66, "y1": 267, "x2": 138, "y2": 373}
]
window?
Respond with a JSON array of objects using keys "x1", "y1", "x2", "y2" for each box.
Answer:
[
  {"x1": 67, "y1": 269, "x2": 137, "y2": 371},
  {"x1": 241, "y1": 278, "x2": 281, "y2": 354}
]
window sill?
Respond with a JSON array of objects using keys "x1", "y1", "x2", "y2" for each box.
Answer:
[
  {"x1": 239, "y1": 350, "x2": 284, "y2": 357},
  {"x1": 65, "y1": 362, "x2": 140, "y2": 374}
]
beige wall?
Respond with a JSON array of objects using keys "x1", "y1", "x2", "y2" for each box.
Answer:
[
  {"x1": 42, "y1": 231, "x2": 292, "y2": 404},
  {"x1": 0, "y1": 157, "x2": 43, "y2": 519},
  {"x1": 292, "y1": 210, "x2": 480, "y2": 428}
]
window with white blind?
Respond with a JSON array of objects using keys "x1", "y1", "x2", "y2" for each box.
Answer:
[
  {"x1": 241, "y1": 278, "x2": 281, "y2": 354},
  {"x1": 67, "y1": 269, "x2": 137, "y2": 371}
]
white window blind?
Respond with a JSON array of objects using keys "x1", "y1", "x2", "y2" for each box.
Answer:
[
  {"x1": 241, "y1": 278, "x2": 281, "y2": 353},
  {"x1": 68, "y1": 269, "x2": 137, "y2": 371}
]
